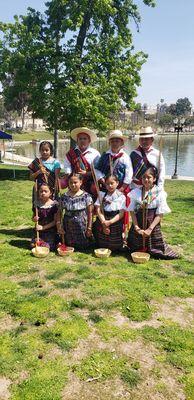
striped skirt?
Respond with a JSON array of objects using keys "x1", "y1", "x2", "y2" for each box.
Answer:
[
  {"x1": 127, "y1": 208, "x2": 178, "y2": 259},
  {"x1": 93, "y1": 211, "x2": 124, "y2": 251},
  {"x1": 63, "y1": 210, "x2": 91, "y2": 249}
]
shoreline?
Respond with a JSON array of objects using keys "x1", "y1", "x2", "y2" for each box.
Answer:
[{"x1": 1, "y1": 162, "x2": 194, "y2": 181}]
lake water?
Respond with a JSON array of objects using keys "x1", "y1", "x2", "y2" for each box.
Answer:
[{"x1": 14, "y1": 134, "x2": 194, "y2": 177}]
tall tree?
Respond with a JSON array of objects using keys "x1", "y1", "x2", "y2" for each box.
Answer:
[
  {"x1": 175, "y1": 97, "x2": 192, "y2": 116},
  {"x1": 0, "y1": 0, "x2": 156, "y2": 155}
]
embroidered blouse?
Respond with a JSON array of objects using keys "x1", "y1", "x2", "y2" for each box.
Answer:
[
  {"x1": 62, "y1": 191, "x2": 93, "y2": 211},
  {"x1": 126, "y1": 186, "x2": 171, "y2": 215},
  {"x1": 95, "y1": 189, "x2": 126, "y2": 212}
]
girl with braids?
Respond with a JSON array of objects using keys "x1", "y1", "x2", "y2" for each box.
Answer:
[
  {"x1": 93, "y1": 174, "x2": 126, "y2": 251},
  {"x1": 32, "y1": 183, "x2": 59, "y2": 251},
  {"x1": 57, "y1": 173, "x2": 93, "y2": 250},
  {"x1": 127, "y1": 167, "x2": 178, "y2": 259},
  {"x1": 28, "y1": 141, "x2": 61, "y2": 201}
]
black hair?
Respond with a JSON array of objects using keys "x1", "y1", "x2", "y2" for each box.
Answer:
[
  {"x1": 105, "y1": 173, "x2": 119, "y2": 183},
  {"x1": 143, "y1": 166, "x2": 158, "y2": 180},
  {"x1": 38, "y1": 183, "x2": 53, "y2": 193},
  {"x1": 68, "y1": 172, "x2": 83, "y2": 181},
  {"x1": 39, "y1": 141, "x2": 54, "y2": 156}
]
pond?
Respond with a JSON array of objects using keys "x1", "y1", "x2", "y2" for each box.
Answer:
[{"x1": 14, "y1": 134, "x2": 194, "y2": 178}]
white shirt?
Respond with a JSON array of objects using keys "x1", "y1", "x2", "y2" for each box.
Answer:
[
  {"x1": 126, "y1": 187, "x2": 171, "y2": 215},
  {"x1": 130, "y1": 146, "x2": 165, "y2": 190},
  {"x1": 95, "y1": 148, "x2": 133, "y2": 185},
  {"x1": 95, "y1": 190, "x2": 126, "y2": 212},
  {"x1": 64, "y1": 146, "x2": 100, "y2": 174}
]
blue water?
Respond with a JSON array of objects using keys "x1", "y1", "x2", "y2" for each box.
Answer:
[{"x1": 15, "y1": 134, "x2": 194, "y2": 178}]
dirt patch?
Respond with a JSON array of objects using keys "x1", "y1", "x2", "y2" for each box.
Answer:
[
  {"x1": 14, "y1": 370, "x2": 29, "y2": 385},
  {"x1": 47, "y1": 346, "x2": 63, "y2": 360},
  {"x1": 56, "y1": 256, "x2": 76, "y2": 265},
  {"x1": 0, "y1": 315, "x2": 20, "y2": 333},
  {"x1": 129, "y1": 375, "x2": 185, "y2": 400},
  {"x1": 51, "y1": 287, "x2": 85, "y2": 301},
  {"x1": 68, "y1": 330, "x2": 109, "y2": 365},
  {"x1": 111, "y1": 311, "x2": 161, "y2": 329},
  {"x1": 119, "y1": 340, "x2": 185, "y2": 400},
  {"x1": 119, "y1": 339, "x2": 159, "y2": 370},
  {"x1": 0, "y1": 377, "x2": 11, "y2": 400},
  {"x1": 151, "y1": 297, "x2": 194, "y2": 328},
  {"x1": 62, "y1": 373, "x2": 130, "y2": 400}
]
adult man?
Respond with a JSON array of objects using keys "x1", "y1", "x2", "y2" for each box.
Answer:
[
  {"x1": 63, "y1": 127, "x2": 100, "y2": 194},
  {"x1": 130, "y1": 127, "x2": 165, "y2": 189}
]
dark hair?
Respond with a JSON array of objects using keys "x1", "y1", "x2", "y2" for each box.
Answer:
[
  {"x1": 105, "y1": 173, "x2": 119, "y2": 183},
  {"x1": 143, "y1": 166, "x2": 158, "y2": 180},
  {"x1": 39, "y1": 141, "x2": 54, "y2": 156},
  {"x1": 68, "y1": 172, "x2": 83, "y2": 181},
  {"x1": 38, "y1": 183, "x2": 53, "y2": 193}
]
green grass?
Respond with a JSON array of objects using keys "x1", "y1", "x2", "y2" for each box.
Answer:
[
  {"x1": 9, "y1": 130, "x2": 66, "y2": 141},
  {"x1": 0, "y1": 168, "x2": 194, "y2": 399}
]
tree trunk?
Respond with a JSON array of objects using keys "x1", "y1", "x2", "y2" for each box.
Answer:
[
  {"x1": 54, "y1": 128, "x2": 58, "y2": 158},
  {"x1": 21, "y1": 107, "x2": 25, "y2": 130},
  {"x1": 75, "y1": 0, "x2": 94, "y2": 55}
]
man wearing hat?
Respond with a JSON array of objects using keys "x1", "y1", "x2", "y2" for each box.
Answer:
[
  {"x1": 130, "y1": 127, "x2": 165, "y2": 189},
  {"x1": 95, "y1": 129, "x2": 133, "y2": 191},
  {"x1": 63, "y1": 127, "x2": 100, "y2": 194}
]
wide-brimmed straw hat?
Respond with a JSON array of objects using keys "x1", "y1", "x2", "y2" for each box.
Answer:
[
  {"x1": 70, "y1": 127, "x2": 97, "y2": 143},
  {"x1": 138, "y1": 126, "x2": 156, "y2": 139},
  {"x1": 108, "y1": 130, "x2": 127, "y2": 141}
]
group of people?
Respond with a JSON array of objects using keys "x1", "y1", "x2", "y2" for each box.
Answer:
[{"x1": 28, "y1": 126, "x2": 178, "y2": 259}]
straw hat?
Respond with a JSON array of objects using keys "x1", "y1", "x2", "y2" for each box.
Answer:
[
  {"x1": 108, "y1": 130, "x2": 127, "y2": 141},
  {"x1": 70, "y1": 127, "x2": 97, "y2": 143},
  {"x1": 138, "y1": 126, "x2": 156, "y2": 139}
]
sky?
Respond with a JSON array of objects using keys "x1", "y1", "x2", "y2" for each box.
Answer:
[{"x1": 1, "y1": 0, "x2": 194, "y2": 108}]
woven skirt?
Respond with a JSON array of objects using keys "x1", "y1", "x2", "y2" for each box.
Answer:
[
  {"x1": 127, "y1": 208, "x2": 178, "y2": 259},
  {"x1": 93, "y1": 211, "x2": 124, "y2": 251},
  {"x1": 63, "y1": 210, "x2": 91, "y2": 249}
]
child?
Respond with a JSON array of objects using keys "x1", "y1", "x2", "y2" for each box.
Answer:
[
  {"x1": 93, "y1": 174, "x2": 126, "y2": 251},
  {"x1": 127, "y1": 167, "x2": 178, "y2": 259},
  {"x1": 57, "y1": 173, "x2": 93, "y2": 249},
  {"x1": 28, "y1": 141, "x2": 61, "y2": 199},
  {"x1": 32, "y1": 183, "x2": 59, "y2": 251}
]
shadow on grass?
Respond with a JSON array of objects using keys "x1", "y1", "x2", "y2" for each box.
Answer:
[
  {"x1": 9, "y1": 239, "x2": 31, "y2": 250},
  {"x1": 0, "y1": 227, "x2": 33, "y2": 238},
  {"x1": 173, "y1": 197, "x2": 194, "y2": 205},
  {"x1": 0, "y1": 167, "x2": 29, "y2": 180}
]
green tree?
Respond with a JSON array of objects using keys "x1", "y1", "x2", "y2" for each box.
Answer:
[
  {"x1": 167, "y1": 103, "x2": 177, "y2": 116},
  {"x1": 0, "y1": 0, "x2": 156, "y2": 155},
  {"x1": 175, "y1": 97, "x2": 192, "y2": 116},
  {"x1": 158, "y1": 113, "x2": 174, "y2": 129}
]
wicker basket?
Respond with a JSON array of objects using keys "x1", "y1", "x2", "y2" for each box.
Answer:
[
  {"x1": 57, "y1": 246, "x2": 74, "y2": 256},
  {"x1": 94, "y1": 248, "x2": 111, "y2": 258},
  {"x1": 131, "y1": 251, "x2": 150, "y2": 264},
  {"x1": 31, "y1": 246, "x2": 50, "y2": 258}
]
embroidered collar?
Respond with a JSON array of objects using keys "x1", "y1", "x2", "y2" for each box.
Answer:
[
  {"x1": 107, "y1": 149, "x2": 124, "y2": 156},
  {"x1": 76, "y1": 145, "x2": 92, "y2": 155}
]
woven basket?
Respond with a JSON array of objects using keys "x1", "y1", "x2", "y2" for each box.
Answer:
[
  {"x1": 94, "y1": 248, "x2": 111, "y2": 258},
  {"x1": 57, "y1": 246, "x2": 74, "y2": 256},
  {"x1": 131, "y1": 251, "x2": 150, "y2": 264},
  {"x1": 31, "y1": 246, "x2": 50, "y2": 258}
]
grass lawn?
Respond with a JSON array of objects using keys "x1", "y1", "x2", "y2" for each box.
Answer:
[
  {"x1": 9, "y1": 131, "x2": 66, "y2": 142},
  {"x1": 0, "y1": 166, "x2": 194, "y2": 400}
]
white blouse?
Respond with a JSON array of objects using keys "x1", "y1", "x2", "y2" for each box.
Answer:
[
  {"x1": 95, "y1": 190, "x2": 126, "y2": 212},
  {"x1": 126, "y1": 186, "x2": 171, "y2": 215}
]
